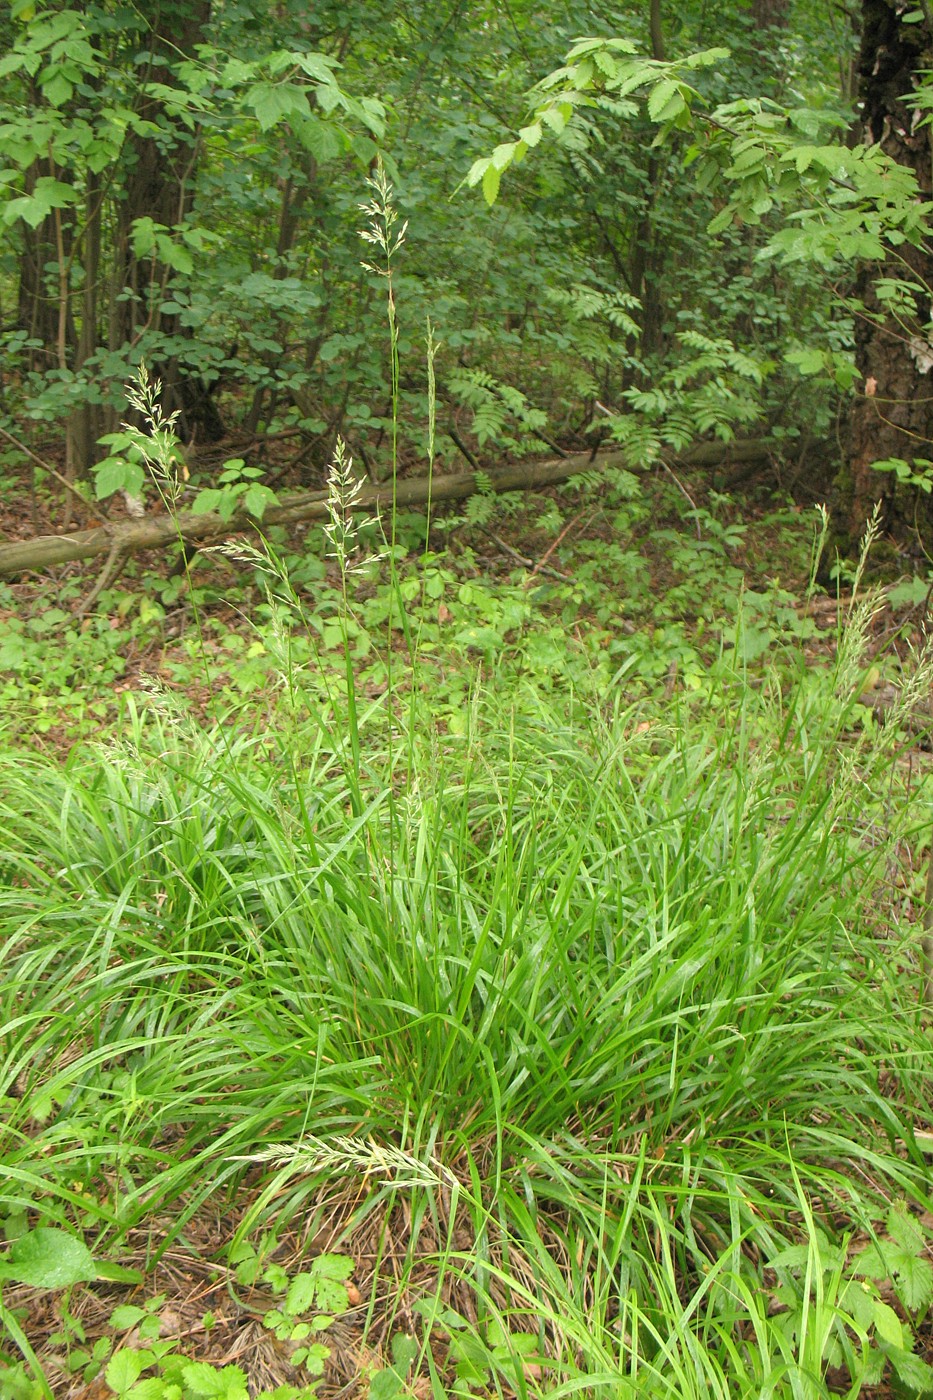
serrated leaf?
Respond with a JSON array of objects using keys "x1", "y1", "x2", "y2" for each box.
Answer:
[
  {"x1": 301, "y1": 1343, "x2": 330, "y2": 1377},
  {"x1": 182, "y1": 1362, "x2": 248, "y2": 1398},
  {"x1": 882, "y1": 1342, "x2": 933, "y2": 1394},
  {"x1": 490, "y1": 141, "x2": 516, "y2": 171},
  {"x1": 313, "y1": 1254, "x2": 353, "y2": 1281},
  {"x1": 248, "y1": 81, "x2": 311, "y2": 131},
  {"x1": 106, "y1": 1350, "x2": 146, "y2": 1394},
  {"x1": 156, "y1": 235, "x2": 193, "y2": 274},
  {"x1": 294, "y1": 52, "x2": 338, "y2": 84},
  {"x1": 482, "y1": 164, "x2": 500, "y2": 205},
  {"x1": 126, "y1": 1379, "x2": 169, "y2": 1400},
  {"x1": 540, "y1": 103, "x2": 570, "y2": 134},
  {"x1": 109, "y1": 1305, "x2": 148, "y2": 1330},
  {"x1": 293, "y1": 113, "x2": 343, "y2": 161},
  {"x1": 647, "y1": 78, "x2": 680, "y2": 123},
  {"x1": 466, "y1": 157, "x2": 489, "y2": 188},
  {"x1": 769, "y1": 1243, "x2": 812, "y2": 1272},
  {"x1": 892, "y1": 1252, "x2": 933, "y2": 1312},
  {"x1": 285, "y1": 1273, "x2": 317, "y2": 1315},
  {"x1": 708, "y1": 206, "x2": 734, "y2": 235},
  {"x1": 888, "y1": 1204, "x2": 926, "y2": 1256}
]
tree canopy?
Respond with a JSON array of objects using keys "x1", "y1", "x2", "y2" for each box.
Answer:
[{"x1": 4, "y1": 0, "x2": 929, "y2": 546}]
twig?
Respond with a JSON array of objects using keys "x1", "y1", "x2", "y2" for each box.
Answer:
[
  {"x1": 75, "y1": 541, "x2": 128, "y2": 619},
  {"x1": 480, "y1": 527, "x2": 574, "y2": 582},
  {"x1": 0, "y1": 423, "x2": 111, "y2": 520},
  {"x1": 659, "y1": 456, "x2": 702, "y2": 539},
  {"x1": 447, "y1": 424, "x2": 481, "y2": 470},
  {"x1": 526, "y1": 508, "x2": 593, "y2": 585},
  {"x1": 532, "y1": 429, "x2": 569, "y2": 458}
]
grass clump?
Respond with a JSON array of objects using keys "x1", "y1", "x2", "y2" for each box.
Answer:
[
  {"x1": 1, "y1": 603, "x2": 931, "y2": 1395},
  {"x1": 1, "y1": 178, "x2": 932, "y2": 1395}
]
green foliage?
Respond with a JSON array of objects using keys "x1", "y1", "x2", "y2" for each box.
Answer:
[
  {"x1": 871, "y1": 456, "x2": 933, "y2": 494},
  {"x1": 190, "y1": 460, "x2": 280, "y2": 522},
  {"x1": 2, "y1": 519, "x2": 933, "y2": 1393},
  {"x1": 0, "y1": 1229, "x2": 95, "y2": 1289},
  {"x1": 5, "y1": 13, "x2": 933, "y2": 1399}
]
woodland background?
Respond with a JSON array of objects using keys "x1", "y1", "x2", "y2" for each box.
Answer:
[{"x1": 3, "y1": 4, "x2": 933, "y2": 1400}]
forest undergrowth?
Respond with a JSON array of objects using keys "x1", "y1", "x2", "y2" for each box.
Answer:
[
  {"x1": 3, "y1": 163, "x2": 933, "y2": 1396},
  {"x1": 1, "y1": 438, "x2": 933, "y2": 1400}
]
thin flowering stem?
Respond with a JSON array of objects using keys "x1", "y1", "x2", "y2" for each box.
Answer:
[
  {"x1": 322, "y1": 437, "x2": 385, "y2": 815},
  {"x1": 359, "y1": 158, "x2": 409, "y2": 856},
  {"x1": 123, "y1": 363, "x2": 187, "y2": 511}
]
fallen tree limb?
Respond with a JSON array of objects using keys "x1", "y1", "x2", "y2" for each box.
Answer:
[{"x1": 0, "y1": 438, "x2": 777, "y2": 578}]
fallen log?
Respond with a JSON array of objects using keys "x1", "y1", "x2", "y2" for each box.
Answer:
[{"x1": 0, "y1": 438, "x2": 777, "y2": 578}]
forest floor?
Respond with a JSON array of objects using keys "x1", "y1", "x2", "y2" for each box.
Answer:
[{"x1": 2, "y1": 455, "x2": 933, "y2": 1400}]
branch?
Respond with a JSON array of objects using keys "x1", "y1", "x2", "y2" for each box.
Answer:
[{"x1": 0, "y1": 439, "x2": 779, "y2": 578}]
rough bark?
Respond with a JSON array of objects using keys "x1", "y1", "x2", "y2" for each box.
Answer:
[
  {"x1": 846, "y1": 0, "x2": 933, "y2": 538},
  {"x1": 0, "y1": 439, "x2": 777, "y2": 577},
  {"x1": 751, "y1": 0, "x2": 788, "y2": 28}
]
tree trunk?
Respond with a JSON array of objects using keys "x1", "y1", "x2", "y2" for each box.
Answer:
[
  {"x1": 751, "y1": 0, "x2": 788, "y2": 28},
  {"x1": 846, "y1": 0, "x2": 933, "y2": 538},
  {"x1": 110, "y1": 0, "x2": 221, "y2": 451}
]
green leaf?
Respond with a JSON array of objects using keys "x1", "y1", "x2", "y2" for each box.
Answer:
[
  {"x1": 41, "y1": 70, "x2": 73, "y2": 106},
  {"x1": 301, "y1": 1343, "x2": 330, "y2": 1377},
  {"x1": 881, "y1": 1343, "x2": 933, "y2": 1393},
  {"x1": 892, "y1": 1252, "x2": 933, "y2": 1312},
  {"x1": 369, "y1": 1371, "x2": 405, "y2": 1400},
  {"x1": 109, "y1": 1305, "x2": 149, "y2": 1330},
  {"x1": 490, "y1": 141, "x2": 517, "y2": 171},
  {"x1": 94, "y1": 457, "x2": 145, "y2": 501},
  {"x1": 96, "y1": 1262, "x2": 145, "y2": 1284},
  {"x1": 248, "y1": 82, "x2": 311, "y2": 131},
  {"x1": 3, "y1": 176, "x2": 77, "y2": 228},
  {"x1": 285, "y1": 1273, "x2": 316, "y2": 1315},
  {"x1": 466, "y1": 157, "x2": 489, "y2": 188},
  {"x1": 482, "y1": 164, "x2": 500, "y2": 206},
  {"x1": 785, "y1": 347, "x2": 827, "y2": 376},
  {"x1": 106, "y1": 1350, "x2": 147, "y2": 1394},
  {"x1": 888, "y1": 1203, "x2": 926, "y2": 1256},
  {"x1": 131, "y1": 217, "x2": 160, "y2": 258},
  {"x1": 294, "y1": 52, "x2": 339, "y2": 84},
  {"x1": 190, "y1": 488, "x2": 224, "y2": 516},
  {"x1": 126, "y1": 1380, "x2": 171, "y2": 1400},
  {"x1": 0, "y1": 1228, "x2": 96, "y2": 1288},
  {"x1": 648, "y1": 79, "x2": 685, "y2": 124},
  {"x1": 871, "y1": 1299, "x2": 904, "y2": 1348},
  {"x1": 312, "y1": 1254, "x2": 353, "y2": 1281},
  {"x1": 155, "y1": 234, "x2": 193, "y2": 274},
  {"x1": 540, "y1": 103, "x2": 571, "y2": 134},
  {"x1": 242, "y1": 483, "x2": 277, "y2": 519},
  {"x1": 181, "y1": 1363, "x2": 249, "y2": 1398}
]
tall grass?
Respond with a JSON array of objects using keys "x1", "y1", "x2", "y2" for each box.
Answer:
[
  {"x1": 1, "y1": 623, "x2": 930, "y2": 1393},
  {"x1": 2, "y1": 175, "x2": 931, "y2": 1397}
]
